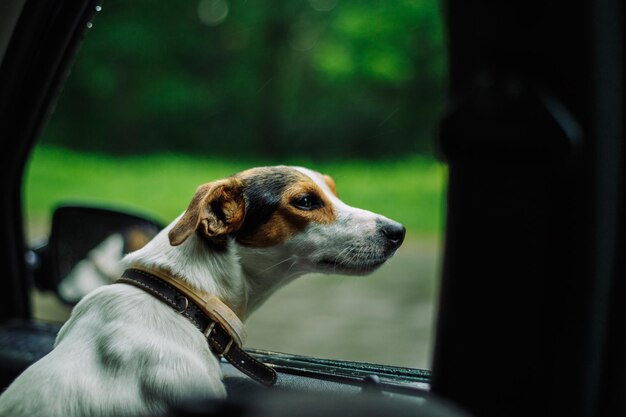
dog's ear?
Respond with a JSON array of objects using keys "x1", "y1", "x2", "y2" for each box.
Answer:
[{"x1": 168, "y1": 178, "x2": 246, "y2": 246}]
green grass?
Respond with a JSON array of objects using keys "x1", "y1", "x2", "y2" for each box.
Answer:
[{"x1": 24, "y1": 146, "x2": 447, "y2": 237}]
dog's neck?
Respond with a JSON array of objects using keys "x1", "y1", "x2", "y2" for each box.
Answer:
[{"x1": 122, "y1": 221, "x2": 302, "y2": 321}]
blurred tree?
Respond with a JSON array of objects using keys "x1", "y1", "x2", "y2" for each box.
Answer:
[{"x1": 42, "y1": 0, "x2": 446, "y2": 159}]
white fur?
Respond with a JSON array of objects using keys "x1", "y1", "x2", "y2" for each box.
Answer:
[{"x1": 0, "y1": 167, "x2": 401, "y2": 416}]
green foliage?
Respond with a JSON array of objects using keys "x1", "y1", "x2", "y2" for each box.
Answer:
[
  {"x1": 24, "y1": 146, "x2": 446, "y2": 235},
  {"x1": 42, "y1": 0, "x2": 446, "y2": 159}
]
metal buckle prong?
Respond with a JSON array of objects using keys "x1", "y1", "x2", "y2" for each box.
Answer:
[
  {"x1": 220, "y1": 338, "x2": 234, "y2": 357},
  {"x1": 203, "y1": 322, "x2": 216, "y2": 338}
]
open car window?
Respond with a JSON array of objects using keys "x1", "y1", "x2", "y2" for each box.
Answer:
[{"x1": 24, "y1": 0, "x2": 446, "y2": 371}]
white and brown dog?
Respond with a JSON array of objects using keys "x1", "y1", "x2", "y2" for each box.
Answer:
[{"x1": 0, "y1": 166, "x2": 405, "y2": 417}]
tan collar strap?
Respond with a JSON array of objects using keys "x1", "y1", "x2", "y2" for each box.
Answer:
[
  {"x1": 128, "y1": 265, "x2": 247, "y2": 346},
  {"x1": 117, "y1": 267, "x2": 276, "y2": 386}
]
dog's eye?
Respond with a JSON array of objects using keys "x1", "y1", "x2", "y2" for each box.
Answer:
[{"x1": 292, "y1": 195, "x2": 321, "y2": 211}]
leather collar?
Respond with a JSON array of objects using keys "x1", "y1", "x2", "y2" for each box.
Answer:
[{"x1": 117, "y1": 267, "x2": 277, "y2": 386}]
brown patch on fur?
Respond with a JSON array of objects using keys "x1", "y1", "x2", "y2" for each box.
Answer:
[
  {"x1": 237, "y1": 169, "x2": 337, "y2": 248},
  {"x1": 169, "y1": 178, "x2": 245, "y2": 246},
  {"x1": 323, "y1": 174, "x2": 339, "y2": 197},
  {"x1": 125, "y1": 227, "x2": 155, "y2": 251}
]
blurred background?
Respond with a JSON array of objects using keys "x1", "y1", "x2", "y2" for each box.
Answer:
[{"x1": 23, "y1": 0, "x2": 447, "y2": 369}]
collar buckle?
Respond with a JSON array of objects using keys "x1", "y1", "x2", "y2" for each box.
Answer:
[{"x1": 117, "y1": 267, "x2": 277, "y2": 386}]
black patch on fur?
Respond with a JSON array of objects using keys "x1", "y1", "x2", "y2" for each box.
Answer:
[{"x1": 235, "y1": 168, "x2": 300, "y2": 242}]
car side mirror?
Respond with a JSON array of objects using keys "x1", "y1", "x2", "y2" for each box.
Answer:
[{"x1": 35, "y1": 205, "x2": 163, "y2": 305}]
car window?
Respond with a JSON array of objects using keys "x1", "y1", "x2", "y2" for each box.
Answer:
[{"x1": 23, "y1": 0, "x2": 446, "y2": 370}]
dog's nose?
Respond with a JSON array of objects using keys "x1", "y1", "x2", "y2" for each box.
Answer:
[{"x1": 380, "y1": 221, "x2": 406, "y2": 249}]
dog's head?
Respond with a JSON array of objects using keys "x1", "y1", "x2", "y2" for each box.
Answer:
[{"x1": 168, "y1": 166, "x2": 405, "y2": 277}]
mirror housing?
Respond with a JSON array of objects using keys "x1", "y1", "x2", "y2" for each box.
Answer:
[{"x1": 35, "y1": 205, "x2": 162, "y2": 304}]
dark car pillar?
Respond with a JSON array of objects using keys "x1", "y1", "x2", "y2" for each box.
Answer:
[{"x1": 431, "y1": 1, "x2": 625, "y2": 417}]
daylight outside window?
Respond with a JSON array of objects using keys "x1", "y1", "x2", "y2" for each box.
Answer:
[{"x1": 24, "y1": 0, "x2": 446, "y2": 370}]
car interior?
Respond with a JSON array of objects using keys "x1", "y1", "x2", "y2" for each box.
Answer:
[{"x1": 0, "y1": 1, "x2": 625, "y2": 417}]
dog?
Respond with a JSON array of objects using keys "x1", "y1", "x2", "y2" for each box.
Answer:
[
  {"x1": 0, "y1": 166, "x2": 405, "y2": 417},
  {"x1": 58, "y1": 226, "x2": 158, "y2": 304}
]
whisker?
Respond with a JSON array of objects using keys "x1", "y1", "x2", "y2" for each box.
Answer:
[
  {"x1": 333, "y1": 246, "x2": 353, "y2": 263},
  {"x1": 334, "y1": 246, "x2": 357, "y2": 272},
  {"x1": 258, "y1": 256, "x2": 295, "y2": 274},
  {"x1": 287, "y1": 260, "x2": 298, "y2": 274}
]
